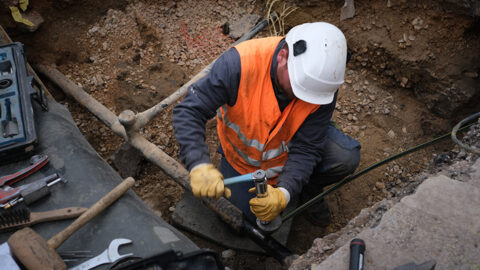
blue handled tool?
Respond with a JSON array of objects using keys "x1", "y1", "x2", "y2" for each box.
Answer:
[{"x1": 223, "y1": 173, "x2": 252, "y2": 186}]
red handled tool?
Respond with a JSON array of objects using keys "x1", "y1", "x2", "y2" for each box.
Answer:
[
  {"x1": 0, "y1": 154, "x2": 49, "y2": 187},
  {"x1": 0, "y1": 173, "x2": 65, "y2": 209}
]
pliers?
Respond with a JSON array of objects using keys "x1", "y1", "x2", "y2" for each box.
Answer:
[{"x1": 0, "y1": 154, "x2": 49, "y2": 187}]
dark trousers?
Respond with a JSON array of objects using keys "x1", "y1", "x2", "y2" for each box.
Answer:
[{"x1": 219, "y1": 124, "x2": 361, "y2": 222}]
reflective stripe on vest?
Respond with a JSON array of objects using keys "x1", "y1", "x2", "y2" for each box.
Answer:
[{"x1": 218, "y1": 105, "x2": 289, "y2": 160}]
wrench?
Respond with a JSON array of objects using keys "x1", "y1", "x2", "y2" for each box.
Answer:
[{"x1": 70, "y1": 238, "x2": 133, "y2": 270}]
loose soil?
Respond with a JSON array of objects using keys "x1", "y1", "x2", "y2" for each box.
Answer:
[{"x1": 1, "y1": 1, "x2": 478, "y2": 269}]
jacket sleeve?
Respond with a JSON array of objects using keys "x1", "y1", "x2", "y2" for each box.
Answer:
[
  {"x1": 172, "y1": 48, "x2": 241, "y2": 171},
  {"x1": 276, "y1": 91, "x2": 338, "y2": 196}
]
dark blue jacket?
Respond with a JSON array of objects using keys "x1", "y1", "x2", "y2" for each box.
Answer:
[{"x1": 173, "y1": 39, "x2": 336, "y2": 196}]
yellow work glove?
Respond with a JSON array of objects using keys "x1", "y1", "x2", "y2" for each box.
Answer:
[
  {"x1": 249, "y1": 185, "x2": 286, "y2": 222},
  {"x1": 189, "y1": 163, "x2": 231, "y2": 199}
]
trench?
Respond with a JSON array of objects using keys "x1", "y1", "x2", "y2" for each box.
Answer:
[{"x1": 1, "y1": 0, "x2": 478, "y2": 269}]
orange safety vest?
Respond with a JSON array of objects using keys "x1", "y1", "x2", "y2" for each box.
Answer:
[{"x1": 216, "y1": 37, "x2": 320, "y2": 185}]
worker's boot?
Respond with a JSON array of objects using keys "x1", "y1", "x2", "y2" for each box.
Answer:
[{"x1": 300, "y1": 188, "x2": 331, "y2": 227}]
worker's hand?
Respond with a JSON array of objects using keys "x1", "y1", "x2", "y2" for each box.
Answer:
[
  {"x1": 189, "y1": 163, "x2": 231, "y2": 199},
  {"x1": 249, "y1": 185, "x2": 286, "y2": 221}
]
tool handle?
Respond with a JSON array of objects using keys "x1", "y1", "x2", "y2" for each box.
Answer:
[
  {"x1": 30, "y1": 207, "x2": 87, "y2": 225},
  {"x1": 223, "y1": 173, "x2": 252, "y2": 186},
  {"x1": 47, "y1": 177, "x2": 135, "y2": 249},
  {"x1": 349, "y1": 238, "x2": 365, "y2": 270},
  {"x1": 0, "y1": 186, "x2": 20, "y2": 204},
  {"x1": 0, "y1": 155, "x2": 49, "y2": 187}
]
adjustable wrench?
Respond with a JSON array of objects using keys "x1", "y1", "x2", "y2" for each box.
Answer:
[{"x1": 70, "y1": 238, "x2": 133, "y2": 270}]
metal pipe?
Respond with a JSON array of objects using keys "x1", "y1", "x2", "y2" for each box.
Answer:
[{"x1": 35, "y1": 65, "x2": 245, "y2": 232}]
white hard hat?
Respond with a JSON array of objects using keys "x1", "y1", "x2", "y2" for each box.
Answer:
[{"x1": 286, "y1": 22, "x2": 347, "y2": 105}]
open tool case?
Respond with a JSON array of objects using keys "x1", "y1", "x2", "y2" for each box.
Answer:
[{"x1": 0, "y1": 42, "x2": 47, "y2": 164}]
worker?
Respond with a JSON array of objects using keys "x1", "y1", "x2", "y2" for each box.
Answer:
[{"x1": 173, "y1": 22, "x2": 361, "y2": 226}]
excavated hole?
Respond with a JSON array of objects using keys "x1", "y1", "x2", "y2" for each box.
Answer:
[{"x1": 2, "y1": 0, "x2": 478, "y2": 269}]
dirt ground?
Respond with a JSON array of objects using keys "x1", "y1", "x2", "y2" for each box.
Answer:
[{"x1": 1, "y1": 0, "x2": 478, "y2": 269}]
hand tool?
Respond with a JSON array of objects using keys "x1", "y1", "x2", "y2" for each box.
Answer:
[
  {"x1": 7, "y1": 177, "x2": 135, "y2": 270},
  {"x1": 252, "y1": 169, "x2": 282, "y2": 233},
  {"x1": 0, "y1": 206, "x2": 87, "y2": 232},
  {"x1": 58, "y1": 250, "x2": 93, "y2": 262},
  {"x1": 224, "y1": 171, "x2": 283, "y2": 233},
  {"x1": 223, "y1": 173, "x2": 252, "y2": 186},
  {"x1": 0, "y1": 173, "x2": 65, "y2": 209},
  {"x1": 3, "y1": 98, "x2": 19, "y2": 138},
  {"x1": 70, "y1": 238, "x2": 133, "y2": 270},
  {"x1": 0, "y1": 154, "x2": 49, "y2": 187},
  {"x1": 349, "y1": 238, "x2": 365, "y2": 270},
  {"x1": 111, "y1": 249, "x2": 224, "y2": 270}
]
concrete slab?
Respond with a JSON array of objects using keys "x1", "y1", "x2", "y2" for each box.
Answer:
[
  {"x1": 171, "y1": 191, "x2": 295, "y2": 254},
  {"x1": 313, "y1": 175, "x2": 480, "y2": 270},
  {"x1": 470, "y1": 158, "x2": 480, "y2": 187}
]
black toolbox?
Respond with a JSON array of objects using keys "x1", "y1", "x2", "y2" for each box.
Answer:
[{"x1": 0, "y1": 42, "x2": 46, "y2": 164}]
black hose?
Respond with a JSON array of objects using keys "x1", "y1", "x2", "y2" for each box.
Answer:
[
  {"x1": 282, "y1": 121, "x2": 475, "y2": 221},
  {"x1": 242, "y1": 219, "x2": 297, "y2": 266},
  {"x1": 451, "y1": 112, "x2": 480, "y2": 155}
]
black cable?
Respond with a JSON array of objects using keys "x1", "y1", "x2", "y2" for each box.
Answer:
[
  {"x1": 282, "y1": 121, "x2": 475, "y2": 221},
  {"x1": 451, "y1": 112, "x2": 480, "y2": 155}
]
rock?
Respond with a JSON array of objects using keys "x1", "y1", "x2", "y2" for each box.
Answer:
[
  {"x1": 221, "y1": 249, "x2": 236, "y2": 266},
  {"x1": 229, "y1": 14, "x2": 261, "y2": 39},
  {"x1": 387, "y1": 129, "x2": 396, "y2": 139},
  {"x1": 400, "y1": 77, "x2": 408, "y2": 87},
  {"x1": 221, "y1": 249, "x2": 235, "y2": 260},
  {"x1": 340, "y1": 0, "x2": 355, "y2": 21},
  {"x1": 322, "y1": 245, "x2": 333, "y2": 251},
  {"x1": 463, "y1": 71, "x2": 478, "y2": 78},
  {"x1": 110, "y1": 143, "x2": 144, "y2": 178},
  {"x1": 375, "y1": 181, "x2": 386, "y2": 189},
  {"x1": 15, "y1": 10, "x2": 44, "y2": 32},
  {"x1": 89, "y1": 26, "x2": 99, "y2": 34}
]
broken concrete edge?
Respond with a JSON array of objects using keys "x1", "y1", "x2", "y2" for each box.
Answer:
[
  {"x1": 312, "y1": 170, "x2": 480, "y2": 269},
  {"x1": 290, "y1": 154, "x2": 480, "y2": 269}
]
